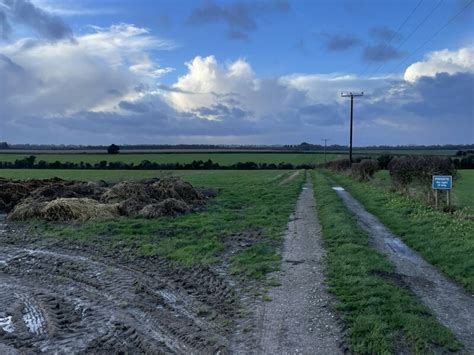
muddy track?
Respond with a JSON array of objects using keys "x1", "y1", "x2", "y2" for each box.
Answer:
[
  {"x1": 0, "y1": 216, "x2": 234, "y2": 354},
  {"x1": 333, "y1": 188, "x2": 474, "y2": 352}
]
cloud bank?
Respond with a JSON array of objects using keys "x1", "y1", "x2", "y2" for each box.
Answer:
[{"x1": 0, "y1": 2, "x2": 472, "y2": 145}]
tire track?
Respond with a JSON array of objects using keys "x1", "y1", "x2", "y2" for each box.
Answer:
[
  {"x1": 333, "y1": 186, "x2": 474, "y2": 352},
  {"x1": 0, "y1": 215, "x2": 233, "y2": 353}
]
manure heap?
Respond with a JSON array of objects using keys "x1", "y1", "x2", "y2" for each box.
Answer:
[{"x1": 0, "y1": 176, "x2": 206, "y2": 222}]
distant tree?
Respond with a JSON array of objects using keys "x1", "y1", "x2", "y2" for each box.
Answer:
[
  {"x1": 0, "y1": 142, "x2": 9, "y2": 149},
  {"x1": 107, "y1": 144, "x2": 120, "y2": 154}
]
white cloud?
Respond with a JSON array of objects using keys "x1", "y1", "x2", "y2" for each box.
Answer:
[
  {"x1": 166, "y1": 55, "x2": 305, "y2": 120},
  {"x1": 404, "y1": 47, "x2": 474, "y2": 82},
  {"x1": 0, "y1": 24, "x2": 175, "y2": 116}
]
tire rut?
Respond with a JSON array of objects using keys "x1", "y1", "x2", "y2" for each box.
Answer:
[
  {"x1": 0, "y1": 216, "x2": 232, "y2": 354},
  {"x1": 333, "y1": 187, "x2": 474, "y2": 352}
]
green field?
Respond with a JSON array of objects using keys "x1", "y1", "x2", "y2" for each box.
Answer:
[
  {"x1": 0, "y1": 169, "x2": 239, "y2": 182},
  {"x1": 0, "y1": 152, "x2": 341, "y2": 165}
]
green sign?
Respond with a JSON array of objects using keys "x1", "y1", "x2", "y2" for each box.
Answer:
[{"x1": 432, "y1": 175, "x2": 453, "y2": 190}]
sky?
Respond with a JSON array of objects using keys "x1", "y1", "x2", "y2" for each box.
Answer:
[{"x1": 0, "y1": 0, "x2": 473, "y2": 146}]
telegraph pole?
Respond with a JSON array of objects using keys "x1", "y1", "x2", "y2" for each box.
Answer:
[
  {"x1": 341, "y1": 92, "x2": 363, "y2": 167},
  {"x1": 322, "y1": 138, "x2": 330, "y2": 163}
]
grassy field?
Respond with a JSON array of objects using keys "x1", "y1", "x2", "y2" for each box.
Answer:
[
  {"x1": 326, "y1": 170, "x2": 474, "y2": 293},
  {"x1": 0, "y1": 152, "x2": 341, "y2": 165},
  {"x1": 17, "y1": 170, "x2": 305, "y2": 279},
  {"x1": 373, "y1": 170, "x2": 474, "y2": 210},
  {"x1": 311, "y1": 170, "x2": 459, "y2": 353}
]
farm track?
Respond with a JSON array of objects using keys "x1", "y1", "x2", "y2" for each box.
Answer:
[
  {"x1": 333, "y1": 188, "x2": 474, "y2": 352},
  {"x1": 278, "y1": 170, "x2": 302, "y2": 186},
  {"x1": 259, "y1": 179, "x2": 343, "y2": 354},
  {"x1": 0, "y1": 217, "x2": 235, "y2": 354}
]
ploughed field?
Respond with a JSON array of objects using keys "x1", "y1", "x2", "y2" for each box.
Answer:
[{"x1": 0, "y1": 170, "x2": 305, "y2": 353}]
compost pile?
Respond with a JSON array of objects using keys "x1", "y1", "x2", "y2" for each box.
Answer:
[{"x1": 0, "y1": 176, "x2": 206, "y2": 222}]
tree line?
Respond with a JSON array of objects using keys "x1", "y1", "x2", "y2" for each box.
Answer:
[{"x1": 0, "y1": 156, "x2": 315, "y2": 170}]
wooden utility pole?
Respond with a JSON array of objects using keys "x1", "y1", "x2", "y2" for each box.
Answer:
[
  {"x1": 322, "y1": 139, "x2": 330, "y2": 163},
  {"x1": 341, "y1": 92, "x2": 364, "y2": 167}
]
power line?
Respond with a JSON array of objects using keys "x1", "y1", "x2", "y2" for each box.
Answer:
[
  {"x1": 360, "y1": 0, "x2": 425, "y2": 76},
  {"x1": 368, "y1": 0, "x2": 444, "y2": 77},
  {"x1": 388, "y1": 0, "x2": 474, "y2": 75}
]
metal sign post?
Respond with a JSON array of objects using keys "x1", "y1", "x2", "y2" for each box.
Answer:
[{"x1": 432, "y1": 175, "x2": 453, "y2": 209}]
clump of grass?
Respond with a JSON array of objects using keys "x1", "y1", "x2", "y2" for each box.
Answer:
[
  {"x1": 312, "y1": 170, "x2": 460, "y2": 354},
  {"x1": 326, "y1": 170, "x2": 474, "y2": 293},
  {"x1": 230, "y1": 243, "x2": 280, "y2": 279}
]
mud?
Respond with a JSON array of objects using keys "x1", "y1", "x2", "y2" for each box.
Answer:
[
  {"x1": 0, "y1": 215, "x2": 237, "y2": 354},
  {"x1": 334, "y1": 188, "x2": 474, "y2": 352},
  {"x1": 258, "y1": 179, "x2": 344, "y2": 354}
]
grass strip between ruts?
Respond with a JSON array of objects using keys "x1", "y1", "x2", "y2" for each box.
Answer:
[{"x1": 311, "y1": 170, "x2": 460, "y2": 354}]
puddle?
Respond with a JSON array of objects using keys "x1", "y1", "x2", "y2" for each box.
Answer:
[
  {"x1": 332, "y1": 187, "x2": 345, "y2": 191},
  {"x1": 384, "y1": 238, "x2": 418, "y2": 261},
  {"x1": 0, "y1": 315, "x2": 15, "y2": 333}
]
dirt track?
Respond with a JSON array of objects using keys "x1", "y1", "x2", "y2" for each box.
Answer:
[
  {"x1": 0, "y1": 215, "x2": 235, "y2": 354},
  {"x1": 334, "y1": 187, "x2": 474, "y2": 352},
  {"x1": 259, "y1": 179, "x2": 343, "y2": 354}
]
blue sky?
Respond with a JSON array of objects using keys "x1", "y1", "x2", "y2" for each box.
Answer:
[{"x1": 0, "y1": 0, "x2": 473, "y2": 145}]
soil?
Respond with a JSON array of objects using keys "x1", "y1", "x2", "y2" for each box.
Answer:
[
  {"x1": 258, "y1": 179, "x2": 344, "y2": 354},
  {"x1": 0, "y1": 214, "x2": 236, "y2": 354},
  {"x1": 333, "y1": 187, "x2": 474, "y2": 352}
]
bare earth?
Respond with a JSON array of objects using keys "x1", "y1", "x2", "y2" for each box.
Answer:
[
  {"x1": 334, "y1": 187, "x2": 474, "y2": 352},
  {"x1": 0, "y1": 216, "x2": 235, "y2": 354},
  {"x1": 259, "y1": 179, "x2": 344, "y2": 354}
]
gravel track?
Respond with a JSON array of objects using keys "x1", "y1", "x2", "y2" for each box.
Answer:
[
  {"x1": 334, "y1": 187, "x2": 474, "y2": 352},
  {"x1": 259, "y1": 179, "x2": 344, "y2": 354}
]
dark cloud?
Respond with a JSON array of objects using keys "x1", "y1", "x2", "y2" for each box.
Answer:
[
  {"x1": 157, "y1": 84, "x2": 194, "y2": 94},
  {"x1": 363, "y1": 44, "x2": 403, "y2": 62},
  {"x1": 193, "y1": 103, "x2": 249, "y2": 120},
  {"x1": 187, "y1": 0, "x2": 289, "y2": 40},
  {"x1": 368, "y1": 26, "x2": 400, "y2": 42},
  {"x1": 403, "y1": 72, "x2": 474, "y2": 118},
  {"x1": 118, "y1": 100, "x2": 153, "y2": 113},
  {"x1": 1, "y1": 0, "x2": 73, "y2": 41},
  {"x1": 298, "y1": 104, "x2": 344, "y2": 125},
  {"x1": 0, "y1": 11, "x2": 12, "y2": 39},
  {"x1": 319, "y1": 33, "x2": 361, "y2": 51}
]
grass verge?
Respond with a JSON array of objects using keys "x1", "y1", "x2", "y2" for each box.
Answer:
[
  {"x1": 35, "y1": 170, "x2": 304, "y2": 279},
  {"x1": 311, "y1": 170, "x2": 460, "y2": 353},
  {"x1": 326, "y1": 170, "x2": 474, "y2": 293}
]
